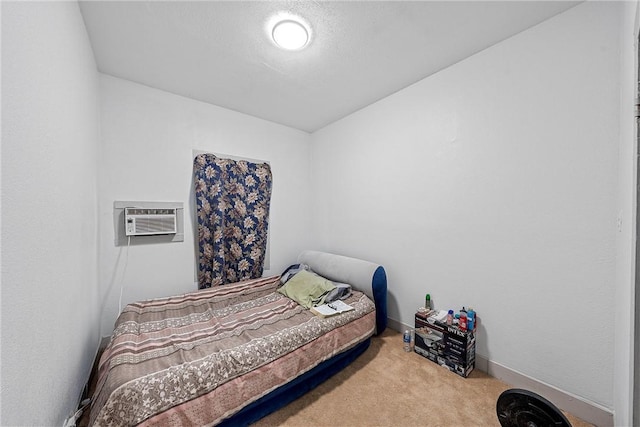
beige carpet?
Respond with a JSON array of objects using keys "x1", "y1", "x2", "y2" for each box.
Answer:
[{"x1": 252, "y1": 329, "x2": 593, "y2": 427}]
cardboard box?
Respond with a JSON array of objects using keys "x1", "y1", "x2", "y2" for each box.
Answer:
[
  {"x1": 414, "y1": 328, "x2": 444, "y2": 356},
  {"x1": 414, "y1": 313, "x2": 476, "y2": 378}
]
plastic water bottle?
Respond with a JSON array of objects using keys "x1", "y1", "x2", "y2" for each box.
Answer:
[{"x1": 403, "y1": 330, "x2": 411, "y2": 352}]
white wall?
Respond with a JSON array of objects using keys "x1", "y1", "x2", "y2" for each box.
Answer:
[
  {"x1": 1, "y1": 2, "x2": 100, "y2": 425},
  {"x1": 1, "y1": 1, "x2": 630, "y2": 424},
  {"x1": 311, "y1": 1, "x2": 619, "y2": 411},
  {"x1": 97, "y1": 75, "x2": 313, "y2": 336},
  {"x1": 614, "y1": 1, "x2": 639, "y2": 425}
]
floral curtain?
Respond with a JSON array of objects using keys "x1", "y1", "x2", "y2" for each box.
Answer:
[{"x1": 194, "y1": 154, "x2": 273, "y2": 288}]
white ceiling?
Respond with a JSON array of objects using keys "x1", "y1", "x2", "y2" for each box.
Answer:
[{"x1": 79, "y1": 1, "x2": 580, "y2": 133}]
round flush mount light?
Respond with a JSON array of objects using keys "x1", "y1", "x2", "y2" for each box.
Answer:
[{"x1": 271, "y1": 18, "x2": 310, "y2": 50}]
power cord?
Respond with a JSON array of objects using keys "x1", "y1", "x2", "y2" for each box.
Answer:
[
  {"x1": 118, "y1": 235, "x2": 131, "y2": 314},
  {"x1": 62, "y1": 398, "x2": 91, "y2": 427}
]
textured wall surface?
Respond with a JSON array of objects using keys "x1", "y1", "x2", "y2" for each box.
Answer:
[
  {"x1": 613, "y1": 2, "x2": 639, "y2": 425},
  {"x1": 311, "y1": 1, "x2": 620, "y2": 410},
  {"x1": 1, "y1": 2, "x2": 100, "y2": 425},
  {"x1": 97, "y1": 75, "x2": 313, "y2": 337}
]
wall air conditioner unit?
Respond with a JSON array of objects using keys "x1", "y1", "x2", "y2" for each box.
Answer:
[{"x1": 124, "y1": 207, "x2": 177, "y2": 236}]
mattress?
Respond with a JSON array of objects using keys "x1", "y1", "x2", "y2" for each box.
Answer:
[{"x1": 90, "y1": 275, "x2": 376, "y2": 426}]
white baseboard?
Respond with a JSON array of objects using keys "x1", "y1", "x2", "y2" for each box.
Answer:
[
  {"x1": 387, "y1": 317, "x2": 409, "y2": 335},
  {"x1": 387, "y1": 317, "x2": 614, "y2": 426},
  {"x1": 484, "y1": 358, "x2": 614, "y2": 427}
]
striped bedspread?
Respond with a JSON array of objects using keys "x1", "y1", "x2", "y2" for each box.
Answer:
[{"x1": 90, "y1": 275, "x2": 376, "y2": 426}]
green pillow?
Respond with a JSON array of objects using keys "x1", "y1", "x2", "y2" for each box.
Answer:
[{"x1": 277, "y1": 270, "x2": 336, "y2": 309}]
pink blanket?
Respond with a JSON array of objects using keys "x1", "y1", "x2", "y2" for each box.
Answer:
[{"x1": 90, "y1": 275, "x2": 375, "y2": 426}]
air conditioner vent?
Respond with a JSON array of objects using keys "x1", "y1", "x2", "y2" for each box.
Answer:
[{"x1": 124, "y1": 208, "x2": 177, "y2": 236}]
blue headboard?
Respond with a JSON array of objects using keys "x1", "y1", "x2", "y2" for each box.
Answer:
[{"x1": 297, "y1": 250, "x2": 388, "y2": 335}]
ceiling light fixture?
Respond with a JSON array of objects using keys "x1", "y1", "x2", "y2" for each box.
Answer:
[{"x1": 271, "y1": 19, "x2": 309, "y2": 50}]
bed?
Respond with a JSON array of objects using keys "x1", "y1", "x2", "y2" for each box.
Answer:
[{"x1": 89, "y1": 250, "x2": 387, "y2": 426}]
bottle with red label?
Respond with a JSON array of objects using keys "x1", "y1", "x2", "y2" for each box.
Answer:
[
  {"x1": 459, "y1": 310, "x2": 468, "y2": 331},
  {"x1": 467, "y1": 308, "x2": 475, "y2": 331}
]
